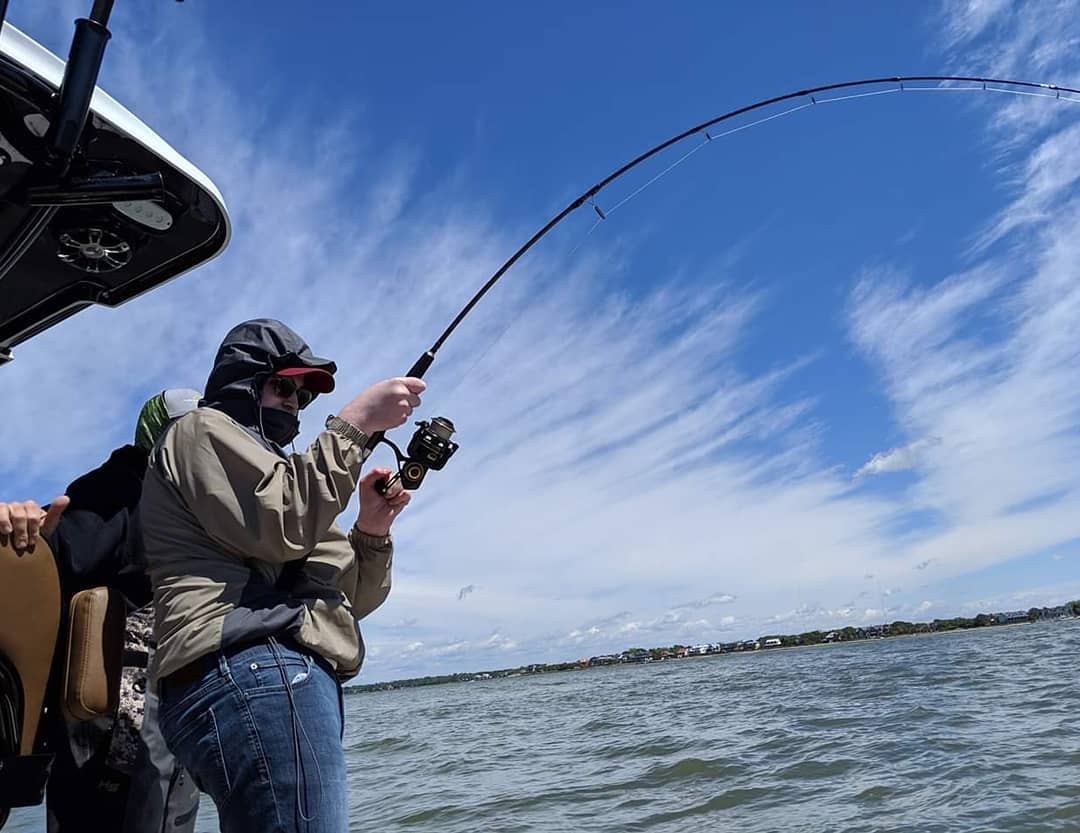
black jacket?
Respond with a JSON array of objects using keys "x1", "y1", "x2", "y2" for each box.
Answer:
[{"x1": 48, "y1": 444, "x2": 151, "y2": 607}]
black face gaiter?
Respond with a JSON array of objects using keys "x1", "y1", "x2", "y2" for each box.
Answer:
[{"x1": 260, "y1": 407, "x2": 300, "y2": 446}]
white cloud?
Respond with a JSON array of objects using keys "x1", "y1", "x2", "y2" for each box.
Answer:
[
  {"x1": 387, "y1": 617, "x2": 419, "y2": 629},
  {"x1": 429, "y1": 641, "x2": 470, "y2": 657},
  {"x1": 937, "y1": 0, "x2": 1080, "y2": 143},
  {"x1": 848, "y1": 228, "x2": 1080, "y2": 551},
  {"x1": 976, "y1": 122, "x2": 1080, "y2": 249},
  {"x1": 674, "y1": 592, "x2": 737, "y2": 609},
  {"x1": 939, "y1": 0, "x2": 1012, "y2": 46},
  {"x1": 484, "y1": 632, "x2": 517, "y2": 651},
  {"x1": 854, "y1": 436, "x2": 942, "y2": 480}
]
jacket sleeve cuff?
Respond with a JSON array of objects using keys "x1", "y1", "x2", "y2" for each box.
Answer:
[
  {"x1": 324, "y1": 415, "x2": 373, "y2": 463},
  {"x1": 348, "y1": 525, "x2": 393, "y2": 556}
]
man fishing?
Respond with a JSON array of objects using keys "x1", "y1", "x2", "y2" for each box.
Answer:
[{"x1": 143, "y1": 319, "x2": 423, "y2": 832}]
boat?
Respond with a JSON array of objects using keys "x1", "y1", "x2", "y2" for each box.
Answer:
[{"x1": 0, "y1": 2, "x2": 230, "y2": 825}]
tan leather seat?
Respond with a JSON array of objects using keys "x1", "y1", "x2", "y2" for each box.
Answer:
[
  {"x1": 61, "y1": 587, "x2": 125, "y2": 722},
  {"x1": 0, "y1": 544, "x2": 127, "y2": 827},
  {"x1": 0, "y1": 540, "x2": 61, "y2": 755}
]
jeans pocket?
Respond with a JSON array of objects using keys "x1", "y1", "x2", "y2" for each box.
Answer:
[{"x1": 230, "y1": 644, "x2": 314, "y2": 698}]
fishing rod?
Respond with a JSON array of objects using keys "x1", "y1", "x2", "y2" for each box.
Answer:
[{"x1": 369, "y1": 74, "x2": 1080, "y2": 493}]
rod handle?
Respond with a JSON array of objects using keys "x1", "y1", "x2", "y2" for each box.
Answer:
[{"x1": 363, "y1": 351, "x2": 436, "y2": 454}]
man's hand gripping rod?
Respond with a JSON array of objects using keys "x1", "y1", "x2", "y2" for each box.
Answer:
[{"x1": 367, "y1": 352, "x2": 447, "y2": 494}]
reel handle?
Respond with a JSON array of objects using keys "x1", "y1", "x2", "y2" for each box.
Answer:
[
  {"x1": 368, "y1": 350, "x2": 435, "y2": 494},
  {"x1": 373, "y1": 472, "x2": 400, "y2": 496}
]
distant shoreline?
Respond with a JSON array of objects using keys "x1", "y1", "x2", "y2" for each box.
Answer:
[
  {"x1": 753, "y1": 618, "x2": 1035, "y2": 651},
  {"x1": 347, "y1": 605, "x2": 1075, "y2": 694}
]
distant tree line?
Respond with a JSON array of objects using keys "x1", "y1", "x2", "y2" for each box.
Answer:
[{"x1": 345, "y1": 600, "x2": 1080, "y2": 694}]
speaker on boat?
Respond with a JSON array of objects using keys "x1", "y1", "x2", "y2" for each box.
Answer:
[{"x1": 55, "y1": 225, "x2": 133, "y2": 273}]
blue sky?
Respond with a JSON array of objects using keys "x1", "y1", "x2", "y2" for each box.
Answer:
[{"x1": 3, "y1": 1, "x2": 1079, "y2": 681}]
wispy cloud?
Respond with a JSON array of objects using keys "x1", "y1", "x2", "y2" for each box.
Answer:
[
  {"x1": 939, "y1": 0, "x2": 1012, "y2": 45},
  {"x1": 854, "y1": 436, "x2": 942, "y2": 480},
  {"x1": 673, "y1": 592, "x2": 737, "y2": 609},
  {"x1": 975, "y1": 123, "x2": 1080, "y2": 250},
  {"x1": 937, "y1": 0, "x2": 1080, "y2": 141}
]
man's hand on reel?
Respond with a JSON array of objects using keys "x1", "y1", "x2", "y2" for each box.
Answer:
[{"x1": 354, "y1": 468, "x2": 410, "y2": 538}]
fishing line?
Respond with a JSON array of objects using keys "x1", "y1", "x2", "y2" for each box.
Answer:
[
  {"x1": 568, "y1": 216, "x2": 605, "y2": 259},
  {"x1": 592, "y1": 82, "x2": 1078, "y2": 222},
  {"x1": 365, "y1": 75, "x2": 1080, "y2": 488},
  {"x1": 435, "y1": 216, "x2": 607, "y2": 410},
  {"x1": 428, "y1": 78, "x2": 1080, "y2": 408},
  {"x1": 602, "y1": 136, "x2": 714, "y2": 217}
]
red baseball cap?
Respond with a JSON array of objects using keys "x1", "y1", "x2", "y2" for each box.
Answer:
[{"x1": 274, "y1": 366, "x2": 335, "y2": 393}]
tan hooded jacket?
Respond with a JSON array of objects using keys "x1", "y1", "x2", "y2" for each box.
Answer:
[{"x1": 141, "y1": 320, "x2": 392, "y2": 685}]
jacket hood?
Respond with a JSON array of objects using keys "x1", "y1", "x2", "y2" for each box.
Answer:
[{"x1": 201, "y1": 319, "x2": 336, "y2": 438}]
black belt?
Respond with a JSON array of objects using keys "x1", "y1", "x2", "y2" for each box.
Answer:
[
  {"x1": 162, "y1": 636, "x2": 306, "y2": 694},
  {"x1": 161, "y1": 651, "x2": 217, "y2": 694}
]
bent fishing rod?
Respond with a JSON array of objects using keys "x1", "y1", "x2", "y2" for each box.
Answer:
[{"x1": 367, "y1": 74, "x2": 1080, "y2": 492}]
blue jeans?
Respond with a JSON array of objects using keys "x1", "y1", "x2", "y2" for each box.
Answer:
[{"x1": 158, "y1": 639, "x2": 347, "y2": 833}]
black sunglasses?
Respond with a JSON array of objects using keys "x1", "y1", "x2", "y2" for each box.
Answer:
[{"x1": 268, "y1": 376, "x2": 314, "y2": 409}]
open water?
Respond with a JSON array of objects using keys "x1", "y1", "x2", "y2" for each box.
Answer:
[{"x1": 8, "y1": 619, "x2": 1079, "y2": 831}]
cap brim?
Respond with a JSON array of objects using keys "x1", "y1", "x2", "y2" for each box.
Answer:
[{"x1": 275, "y1": 366, "x2": 336, "y2": 393}]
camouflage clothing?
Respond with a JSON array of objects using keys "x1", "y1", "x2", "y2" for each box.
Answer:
[
  {"x1": 106, "y1": 609, "x2": 152, "y2": 772},
  {"x1": 47, "y1": 607, "x2": 199, "y2": 833}
]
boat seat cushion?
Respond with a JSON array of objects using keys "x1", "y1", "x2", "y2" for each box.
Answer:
[{"x1": 61, "y1": 587, "x2": 125, "y2": 722}]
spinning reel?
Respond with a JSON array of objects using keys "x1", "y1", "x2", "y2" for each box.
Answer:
[{"x1": 374, "y1": 416, "x2": 458, "y2": 494}]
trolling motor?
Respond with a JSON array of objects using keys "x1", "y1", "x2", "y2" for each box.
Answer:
[{"x1": 375, "y1": 416, "x2": 458, "y2": 493}]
